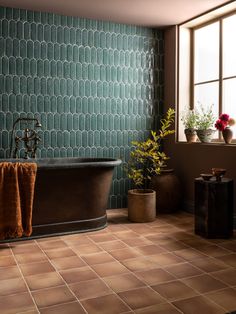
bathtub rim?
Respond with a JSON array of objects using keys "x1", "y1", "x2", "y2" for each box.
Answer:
[{"x1": 0, "y1": 157, "x2": 122, "y2": 169}]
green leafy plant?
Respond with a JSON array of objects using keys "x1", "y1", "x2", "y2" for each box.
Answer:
[
  {"x1": 196, "y1": 104, "x2": 216, "y2": 130},
  {"x1": 127, "y1": 108, "x2": 175, "y2": 188},
  {"x1": 181, "y1": 107, "x2": 198, "y2": 129}
]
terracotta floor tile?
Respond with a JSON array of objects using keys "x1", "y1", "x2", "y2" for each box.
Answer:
[
  {"x1": 216, "y1": 253, "x2": 236, "y2": 267},
  {"x1": 32, "y1": 285, "x2": 76, "y2": 308},
  {"x1": 0, "y1": 255, "x2": 16, "y2": 267},
  {"x1": 69, "y1": 278, "x2": 112, "y2": 300},
  {"x1": 14, "y1": 251, "x2": 48, "y2": 264},
  {"x1": 195, "y1": 244, "x2": 230, "y2": 257},
  {"x1": 168, "y1": 231, "x2": 195, "y2": 241},
  {"x1": 60, "y1": 266, "x2": 98, "y2": 284},
  {"x1": 135, "y1": 268, "x2": 176, "y2": 285},
  {"x1": 0, "y1": 265, "x2": 22, "y2": 280},
  {"x1": 219, "y1": 241, "x2": 236, "y2": 252},
  {"x1": 81, "y1": 293, "x2": 130, "y2": 314},
  {"x1": 25, "y1": 272, "x2": 64, "y2": 290},
  {"x1": 40, "y1": 301, "x2": 86, "y2": 314},
  {"x1": 0, "y1": 244, "x2": 12, "y2": 256},
  {"x1": 103, "y1": 273, "x2": 145, "y2": 292},
  {"x1": 44, "y1": 247, "x2": 76, "y2": 259},
  {"x1": 206, "y1": 288, "x2": 236, "y2": 312},
  {"x1": 173, "y1": 295, "x2": 225, "y2": 314},
  {"x1": 173, "y1": 248, "x2": 207, "y2": 261},
  {"x1": 91, "y1": 261, "x2": 129, "y2": 277},
  {"x1": 118, "y1": 286, "x2": 165, "y2": 310},
  {"x1": 122, "y1": 257, "x2": 158, "y2": 272},
  {"x1": 72, "y1": 243, "x2": 102, "y2": 255},
  {"x1": 81, "y1": 251, "x2": 115, "y2": 265},
  {"x1": 11, "y1": 243, "x2": 41, "y2": 255},
  {"x1": 0, "y1": 210, "x2": 235, "y2": 314},
  {"x1": 114, "y1": 230, "x2": 142, "y2": 240},
  {"x1": 211, "y1": 268, "x2": 236, "y2": 286},
  {"x1": 135, "y1": 302, "x2": 182, "y2": 313},
  {"x1": 19, "y1": 261, "x2": 55, "y2": 276},
  {"x1": 51, "y1": 255, "x2": 85, "y2": 270},
  {"x1": 159, "y1": 240, "x2": 189, "y2": 252},
  {"x1": 148, "y1": 252, "x2": 184, "y2": 266},
  {"x1": 37, "y1": 239, "x2": 68, "y2": 250},
  {"x1": 121, "y1": 237, "x2": 152, "y2": 247},
  {"x1": 0, "y1": 277, "x2": 27, "y2": 296},
  {"x1": 63, "y1": 235, "x2": 93, "y2": 246},
  {"x1": 126, "y1": 224, "x2": 153, "y2": 234},
  {"x1": 98, "y1": 240, "x2": 127, "y2": 251},
  {"x1": 0, "y1": 292, "x2": 36, "y2": 313},
  {"x1": 135, "y1": 244, "x2": 167, "y2": 256},
  {"x1": 181, "y1": 274, "x2": 227, "y2": 293},
  {"x1": 164, "y1": 262, "x2": 203, "y2": 279},
  {"x1": 191, "y1": 257, "x2": 230, "y2": 273},
  {"x1": 179, "y1": 237, "x2": 211, "y2": 248},
  {"x1": 88, "y1": 233, "x2": 117, "y2": 243},
  {"x1": 106, "y1": 224, "x2": 129, "y2": 232},
  {"x1": 151, "y1": 280, "x2": 198, "y2": 301},
  {"x1": 109, "y1": 247, "x2": 141, "y2": 261}
]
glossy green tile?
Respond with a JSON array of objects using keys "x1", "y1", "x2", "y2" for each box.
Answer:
[
  {"x1": 23, "y1": 58, "x2": 30, "y2": 76},
  {"x1": 60, "y1": 44, "x2": 66, "y2": 61},
  {"x1": 30, "y1": 95, "x2": 37, "y2": 113},
  {"x1": 50, "y1": 131, "x2": 56, "y2": 148},
  {"x1": 0, "y1": 6, "x2": 163, "y2": 208}
]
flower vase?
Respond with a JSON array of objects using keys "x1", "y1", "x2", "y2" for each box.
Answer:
[{"x1": 222, "y1": 128, "x2": 233, "y2": 144}]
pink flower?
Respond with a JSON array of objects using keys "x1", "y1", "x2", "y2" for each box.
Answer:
[
  {"x1": 215, "y1": 119, "x2": 227, "y2": 131},
  {"x1": 219, "y1": 113, "x2": 229, "y2": 122}
]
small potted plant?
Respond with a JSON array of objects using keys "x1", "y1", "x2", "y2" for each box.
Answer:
[
  {"x1": 126, "y1": 108, "x2": 175, "y2": 222},
  {"x1": 181, "y1": 107, "x2": 198, "y2": 143},
  {"x1": 196, "y1": 105, "x2": 216, "y2": 143},
  {"x1": 215, "y1": 113, "x2": 235, "y2": 144}
]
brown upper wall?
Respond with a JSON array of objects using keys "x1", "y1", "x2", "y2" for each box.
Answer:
[{"x1": 164, "y1": 26, "x2": 236, "y2": 218}]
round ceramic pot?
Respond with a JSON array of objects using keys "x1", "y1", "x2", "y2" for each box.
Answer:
[
  {"x1": 184, "y1": 128, "x2": 197, "y2": 143},
  {"x1": 222, "y1": 128, "x2": 233, "y2": 144},
  {"x1": 196, "y1": 129, "x2": 215, "y2": 143},
  {"x1": 128, "y1": 189, "x2": 156, "y2": 223},
  {"x1": 150, "y1": 169, "x2": 181, "y2": 214}
]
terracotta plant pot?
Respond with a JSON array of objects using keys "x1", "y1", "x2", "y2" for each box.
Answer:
[
  {"x1": 150, "y1": 169, "x2": 181, "y2": 214},
  {"x1": 184, "y1": 128, "x2": 197, "y2": 143},
  {"x1": 222, "y1": 128, "x2": 233, "y2": 144},
  {"x1": 128, "y1": 189, "x2": 156, "y2": 223}
]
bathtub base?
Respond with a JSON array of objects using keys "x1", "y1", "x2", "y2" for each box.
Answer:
[{"x1": 32, "y1": 214, "x2": 107, "y2": 237}]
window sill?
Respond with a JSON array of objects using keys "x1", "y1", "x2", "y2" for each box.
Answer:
[{"x1": 176, "y1": 141, "x2": 236, "y2": 146}]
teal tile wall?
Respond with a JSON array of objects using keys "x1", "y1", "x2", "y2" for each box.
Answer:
[{"x1": 0, "y1": 6, "x2": 164, "y2": 208}]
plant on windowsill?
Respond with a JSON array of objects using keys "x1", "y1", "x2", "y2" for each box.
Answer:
[
  {"x1": 215, "y1": 113, "x2": 235, "y2": 144},
  {"x1": 195, "y1": 105, "x2": 216, "y2": 143},
  {"x1": 126, "y1": 108, "x2": 175, "y2": 222},
  {"x1": 181, "y1": 107, "x2": 198, "y2": 143}
]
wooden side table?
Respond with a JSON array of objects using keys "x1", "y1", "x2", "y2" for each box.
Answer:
[{"x1": 194, "y1": 177, "x2": 234, "y2": 238}]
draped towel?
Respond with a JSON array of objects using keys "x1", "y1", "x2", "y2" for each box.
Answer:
[{"x1": 0, "y1": 162, "x2": 37, "y2": 240}]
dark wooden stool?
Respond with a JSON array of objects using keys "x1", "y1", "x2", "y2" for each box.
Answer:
[{"x1": 194, "y1": 177, "x2": 234, "y2": 238}]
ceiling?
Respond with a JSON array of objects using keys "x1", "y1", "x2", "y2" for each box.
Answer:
[{"x1": 0, "y1": 0, "x2": 233, "y2": 27}]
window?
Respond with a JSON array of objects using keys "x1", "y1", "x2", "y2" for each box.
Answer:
[
  {"x1": 178, "y1": 6, "x2": 236, "y2": 142},
  {"x1": 192, "y1": 13, "x2": 236, "y2": 140}
]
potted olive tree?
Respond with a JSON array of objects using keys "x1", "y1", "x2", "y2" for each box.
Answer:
[
  {"x1": 181, "y1": 107, "x2": 198, "y2": 143},
  {"x1": 127, "y1": 108, "x2": 175, "y2": 222},
  {"x1": 196, "y1": 105, "x2": 216, "y2": 143}
]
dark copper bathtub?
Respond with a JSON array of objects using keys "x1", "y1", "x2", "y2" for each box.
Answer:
[{"x1": 3, "y1": 157, "x2": 121, "y2": 238}]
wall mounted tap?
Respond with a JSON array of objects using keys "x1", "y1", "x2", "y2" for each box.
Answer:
[{"x1": 9, "y1": 118, "x2": 42, "y2": 159}]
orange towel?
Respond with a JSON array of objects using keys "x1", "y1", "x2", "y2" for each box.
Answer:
[{"x1": 0, "y1": 162, "x2": 37, "y2": 240}]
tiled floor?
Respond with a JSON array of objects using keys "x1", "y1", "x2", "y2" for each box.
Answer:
[{"x1": 0, "y1": 209, "x2": 236, "y2": 314}]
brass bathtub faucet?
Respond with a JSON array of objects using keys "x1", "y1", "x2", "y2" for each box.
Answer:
[{"x1": 9, "y1": 118, "x2": 42, "y2": 159}]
